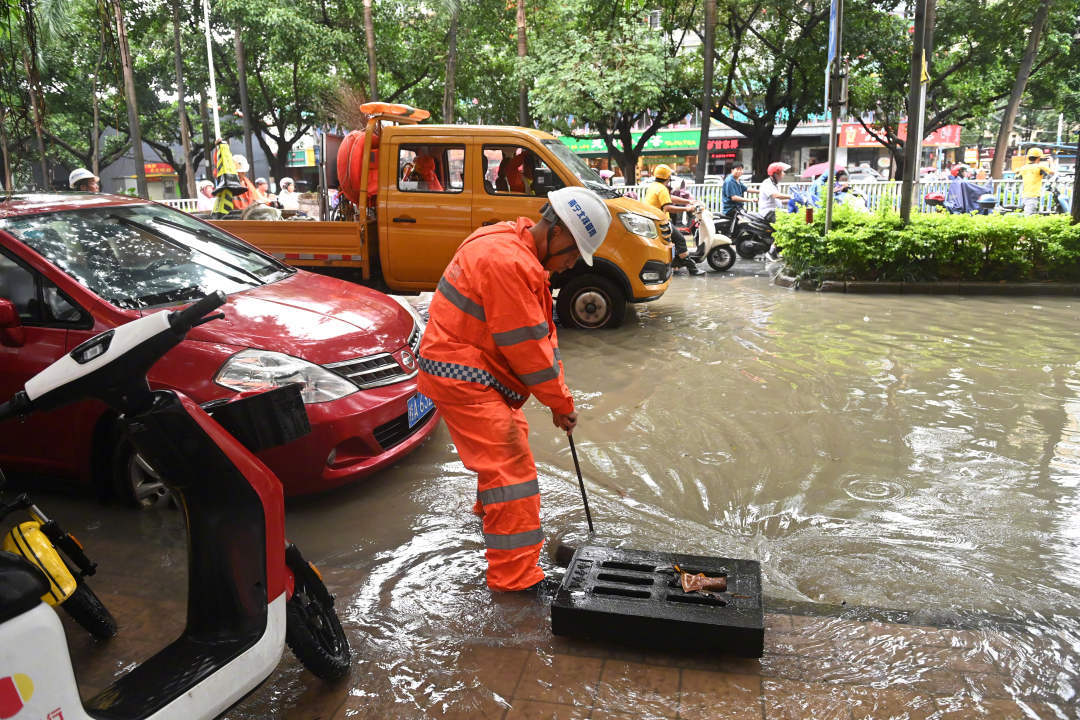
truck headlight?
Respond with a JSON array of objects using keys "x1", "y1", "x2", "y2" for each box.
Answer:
[
  {"x1": 619, "y1": 212, "x2": 658, "y2": 239},
  {"x1": 215, "y1": 349, "x2": 358, "y2": 403}
]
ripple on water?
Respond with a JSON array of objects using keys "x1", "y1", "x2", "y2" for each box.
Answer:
[{"x1": 841, "y1": 476, "x2": 910, "y2": 502}]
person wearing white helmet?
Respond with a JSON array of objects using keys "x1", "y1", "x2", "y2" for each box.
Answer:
[
  {"x1": 277, "y1": 176, "x2": 299, "y2": 211},
  {"x1": 68, "y1": 168, "x2": 100, "y2": 192},
  {"x1": 231, "y1": 155, "x2": 257, "y2": 211},
  {"x1": 417, "y1": 187, "x2": 611, "y2": 598}
]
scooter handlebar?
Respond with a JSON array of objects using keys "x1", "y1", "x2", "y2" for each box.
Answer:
[{"x1": 169, "y1": 291, "x2": 227, "y2": 334}]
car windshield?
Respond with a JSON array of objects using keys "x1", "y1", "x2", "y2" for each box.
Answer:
[
  {"x1": 0, "y1": 203, "x2": 293, "y2": 310},
  {"x1": 541, "y1": 139, "x2": 619, "y2": 199}
]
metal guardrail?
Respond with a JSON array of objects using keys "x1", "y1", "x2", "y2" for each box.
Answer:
[{"x1": 619, "y1": 179, "x2": 1072, "y2": 215}]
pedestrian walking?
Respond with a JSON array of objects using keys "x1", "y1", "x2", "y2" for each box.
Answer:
[{"x1": 417, "y1": 187, "x2": 610, "y2": 596}]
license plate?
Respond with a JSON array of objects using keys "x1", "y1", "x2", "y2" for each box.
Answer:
[{"x1": 407, "y1": 392, "x2": 434, "y2": 428}]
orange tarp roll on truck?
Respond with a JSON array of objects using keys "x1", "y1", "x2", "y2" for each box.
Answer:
[{"x1": 336, "y1": 130, "x2": 379, "y2": 206}]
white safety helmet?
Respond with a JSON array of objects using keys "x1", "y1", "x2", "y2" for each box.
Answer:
[
  {"x1": 234, "y1": 155, "x2": 250, "y2": 173},
  {"x1": 68, "y1": 168, "x2": 98, "y2": 189},
  {"x1": 542, "y1": 187, "x2": 611, "y2": 266}
]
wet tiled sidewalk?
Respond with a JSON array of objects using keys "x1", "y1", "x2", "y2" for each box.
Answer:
[{"x1": 62, "y1": 575, "x2": 1074, "y2": 719}]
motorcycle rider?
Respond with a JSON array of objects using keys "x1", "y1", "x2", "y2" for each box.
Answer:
[
  {"x1": 944, "y1": 164, "x2": 991, "y2": 214},
  {"x1": 758, "y1": 162, "x2": 792, "y2": 224},
  {"x1": 1017, "y1": 147, "x2": 1053, "y2": 215},
  {"x1": 719, "y1": 162, "x2": 755, "y2": 235},
  {"x1": 643, "y1": 164, "x2": 702, "y2": 275}
]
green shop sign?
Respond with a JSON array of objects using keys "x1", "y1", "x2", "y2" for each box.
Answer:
[{"x1": 560, "y1": 130, "x2": 702, "y2": 156}]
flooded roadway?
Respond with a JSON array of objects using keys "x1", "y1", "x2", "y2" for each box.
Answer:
[{"x1": 45, "y1": 259, "x2": 1080, "y2": 717}]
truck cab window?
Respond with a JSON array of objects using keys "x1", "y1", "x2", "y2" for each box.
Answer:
[
  {"x1": 483, "y1": 145, "x2": 564, "y2": 197},
  {"x1": 397, "y1": 145, "x2": 465, "y2": 194}
]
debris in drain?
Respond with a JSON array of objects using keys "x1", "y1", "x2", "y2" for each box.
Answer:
[{"x1": 674, "y1": 564, "x2": 727, "y2": 595}]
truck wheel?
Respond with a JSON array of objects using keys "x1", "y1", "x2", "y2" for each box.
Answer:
[
  {"x1": 111, "y1": 433, "x2": 172, "y2": 510},
  {"x1": 556, "y1": 275, "x2": 626, "y2": 330}
]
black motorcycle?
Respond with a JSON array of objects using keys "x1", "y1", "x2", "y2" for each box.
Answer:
[{"x1": 720, "y1": 208, "x2": 777, "y2": 260}]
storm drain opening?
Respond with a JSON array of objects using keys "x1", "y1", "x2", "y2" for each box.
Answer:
[{"x1": 552, "y1": 545, "x2": 764, "y2": 658}]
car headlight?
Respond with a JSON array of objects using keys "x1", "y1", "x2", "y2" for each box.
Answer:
[
  {"x1": 618, "y1": 212, "x2": 658, "y2": 239},
  {"x1": 215, "y1": 349, "x2": 358, "y2": 403},
  {"x1": 388, "y1": 294, "x2": 426, "y2": 333}
]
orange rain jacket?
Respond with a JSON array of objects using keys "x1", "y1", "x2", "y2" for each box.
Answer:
[{"x1": 417, "y1": 217, "x2": 573, "y2": 416}]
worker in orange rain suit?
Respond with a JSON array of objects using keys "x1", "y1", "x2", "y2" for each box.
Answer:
[{"x1": 417, "y1": 187, "x2": 612, "y2": 593}]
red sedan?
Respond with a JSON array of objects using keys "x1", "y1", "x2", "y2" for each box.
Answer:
[{"x1": 0, "y1": 193, "x2": 439, "y2": 504}]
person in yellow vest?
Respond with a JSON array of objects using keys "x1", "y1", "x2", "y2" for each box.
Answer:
[
  {"x1": 642, "y1": 165, "x2": 701, "y2": 275},
  {"x1": 1017, "y1": 147, "x2": 1053, "y2": 216}
]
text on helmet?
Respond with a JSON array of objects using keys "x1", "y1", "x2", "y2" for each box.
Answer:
[{"x1": 567, "y1": 198, "x2": 598, "y2": 237}]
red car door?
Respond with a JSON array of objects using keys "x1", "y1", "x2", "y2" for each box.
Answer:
[{"x1": 0, "y1": 249, "x2": 97, "y2": 478}]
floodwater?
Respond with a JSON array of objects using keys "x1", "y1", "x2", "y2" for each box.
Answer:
[{"x1": 38, "y1": 260, "x2": 1080, "y2": 717}]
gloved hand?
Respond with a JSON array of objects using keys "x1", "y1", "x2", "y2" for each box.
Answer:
[{"x1": 552, "y1": 410, "x2": 578, "y2": 434}]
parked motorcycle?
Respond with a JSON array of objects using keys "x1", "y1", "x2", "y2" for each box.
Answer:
[
  {"x1": 721, "y1": 208, "x2": 777, "y2": 260},
  {"x1": 0, "y1": 472, "x2": 118, "y2": 640},
  {"x1": 0, "y1": 291, "x2": 350, "y2": 720},
  {"x1": 676, "y1": 203, "x2": 737, "y2": 271}
]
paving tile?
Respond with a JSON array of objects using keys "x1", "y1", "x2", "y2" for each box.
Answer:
[
  {"x1": 761, "y1": 678, "x2": 851, "y2": 720},
  {"x1": 592, "y1": 660, "x2": 679, "y2": 718},
  {"x1": 513, "y1": 652, "x2": 604, "y2": 708},
  {"x1": 504, "y1": 699, "x2": 590, "y2": 719},
  {"x1": 460, "y1": 645, "x2": 531, "y2": 700},
  {"x1": 847, "y1": 685, "x2": 935, "y2": 720},
  {"x1": 679, "y1": 670, "x2": 762, "y2": 720}
]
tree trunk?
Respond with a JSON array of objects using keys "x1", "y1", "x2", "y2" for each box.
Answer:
[
  {"x1": 0, "y1": 107, "x2": 12, "y2": 192},
  {"x1": 91, "y1": 26, "x2": 105, "y2": 177},
  {"x1": 113, "y1": 0, "x2": 147, "y2": 198},
  {"x1": 442, "y1": 3, "x2": 458, "y2": 123},
  {"x1": 174, "y1": 0, "x2": 196, "y2": 197},
  {"x1": 750, "y1": 127, "x2": 777, "y2": 181},
  {"x1": 364, "y1": 0, "x2": 378, "y2": 101},
  {"x1": 516, "y1": 0, "x2": 529, "y2": 126},
  {"x1": 21, "y1": 51, "x2": 49, "y2": 188},
  {"x1": 199, "y1": 91, "x2": 214, "y2": 180},
  {"x1": 234, "y1": 28, "x2": 254, "y2": 166},
  {"x1": 990, "y1": 0, "x2": 1053, "y2": 178},
  {"x1": 695, "y1": 0, "x2": 715, "y2": 183}
]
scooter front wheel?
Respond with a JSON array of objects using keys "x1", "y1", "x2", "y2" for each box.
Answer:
[
  {"x1": 286, "y1": 568, "x2": 351, "y2": 681},
  {"x1": 63, "y1": 581, "x2": 118, "y2": 640},
  {"x1": 707, "y1": 245, "x2": 737, "y2": 272}
]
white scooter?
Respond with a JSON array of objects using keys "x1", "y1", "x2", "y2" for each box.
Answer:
[
  {"x1": 0, "y1": 291, "x2": 349, "y2": 720},
  {"x1": 680, "y1": 203, "x2": 737, "y2": 272}
]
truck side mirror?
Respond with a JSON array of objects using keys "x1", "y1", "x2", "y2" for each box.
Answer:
[{"x1": 0, "y1": 298, "x2": 25, "y2": 347}]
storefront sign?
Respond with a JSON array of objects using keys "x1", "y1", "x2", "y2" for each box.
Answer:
[
  {"x1": 707, "y1": 137, "x2": 740, "y2": 161},
  {"x1": 144, "y1": 162, "x2": 175, "y2": 176},
  {"x1": 561, "y1": 129, "x2": 704, "y2": 156},
  {"x1": 840, "y1": 123, "x2": 962, "y2": 148}
]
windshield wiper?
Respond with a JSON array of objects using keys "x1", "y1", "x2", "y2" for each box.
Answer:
[
  {"x1": 152, "y1": 215, "x2": 293, "y2": 276},
  {"x1": 111, "y1": 214, "x2": 265, "y2": 287}
]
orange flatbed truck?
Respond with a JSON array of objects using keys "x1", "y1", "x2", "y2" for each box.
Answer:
[{"x1": 210, "y1": 104, "x2": 674, "y2": 329}]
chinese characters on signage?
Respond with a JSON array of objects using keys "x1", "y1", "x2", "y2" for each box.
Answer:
[
  {"x1": 839, "y1": 123, "x2": 962, "y2": 148},
  {"x1": 707, "y1": 138, "x2": 740, "y2": 161}
]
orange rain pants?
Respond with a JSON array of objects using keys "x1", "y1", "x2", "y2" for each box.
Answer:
[{"x1": 437, "y1": 399, "x2": 544, "y2": 592}]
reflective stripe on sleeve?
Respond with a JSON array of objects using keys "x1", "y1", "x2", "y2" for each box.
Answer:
[
  {"x1": 478, "y1": 478, "x2": 540, "y2": 506},
  {"x1": 492, "y1": 321, "x2": 549, "y2": 346},
  {"x1": 484, "y1": 527, "x2": 545, "y2": 550},
  {"x1": 437, "y1": 278, "x2": 486, "y2": 321},
  {"x1": 518, "y1": 358, "x2": 560, "y2": 386}
]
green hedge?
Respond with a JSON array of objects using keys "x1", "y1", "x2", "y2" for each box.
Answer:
[{"x1": 773, "y1": 206, "x2": 1080, "y2": 285}]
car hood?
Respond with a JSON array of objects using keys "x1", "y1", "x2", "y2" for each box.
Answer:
[
  {"x1": 607, "y1": 195, "x2": 666, "y2": 221},
  {"x1": 185, "y1": 271, "x2": 414, "y2": 364}
]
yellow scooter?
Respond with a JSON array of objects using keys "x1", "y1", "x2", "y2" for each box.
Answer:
[{"x1": 0, "y1": 470, "x2": 117, "y2": 639}]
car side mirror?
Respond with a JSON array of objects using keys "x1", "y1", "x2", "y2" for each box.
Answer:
[{"x1": 0, "y1": 298, "x2": 25, "y2": 347}]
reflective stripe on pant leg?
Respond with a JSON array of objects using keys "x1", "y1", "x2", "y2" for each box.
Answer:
[{"x1": 438, "y1": 401, "x2": 545, "y2": 591}]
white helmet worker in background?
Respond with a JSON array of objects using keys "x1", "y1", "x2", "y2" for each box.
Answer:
[
  {"x1": 539, "y1": 186, "x2": 611, "y2": 269},
  {"x1": 69, "y1": 168, "x2": 99, "y2": 192},
  {"x1": 417, "y1": 185, "x2": 612, "y2": 598},
  {"x1": 233, "y1": 155, "x2": 250, "y2": 174}
]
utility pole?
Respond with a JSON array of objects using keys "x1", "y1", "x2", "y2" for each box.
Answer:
[
  {"x1": 899, "y1": 0, "x2": 931, "y2": 222},
  {"x1": 695, "y1": 0, "x2": 716, "y2": 184},
  {"x1": 823, "y1": 0, "x2": 845, "y2": 235},
  {"x1": 202, "y1": 0, "x2": 221, "y2": 141}
]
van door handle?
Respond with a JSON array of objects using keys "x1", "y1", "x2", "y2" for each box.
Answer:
[{"x1": 393, "y1": 216, "x2": 416, "y2": 223}]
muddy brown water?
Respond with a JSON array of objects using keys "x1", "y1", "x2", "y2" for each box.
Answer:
[{"x1": 28, "y1": 261, "x2": 1080, "y2": 716}]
